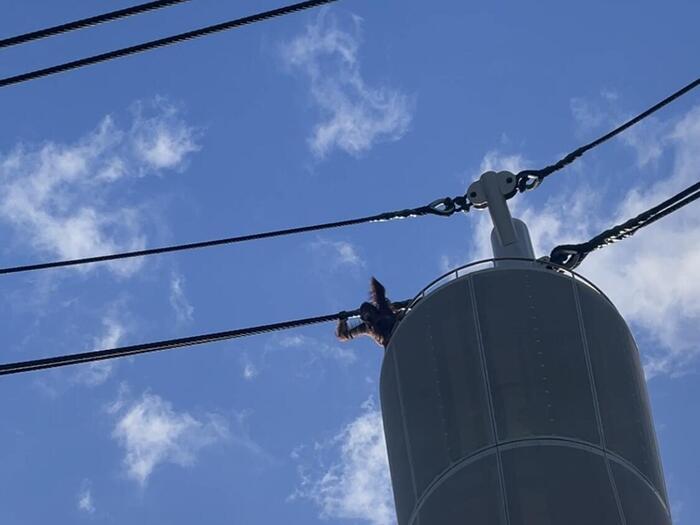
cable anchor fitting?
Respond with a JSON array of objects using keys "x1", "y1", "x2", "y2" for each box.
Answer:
[
  {"x1": 427, "y1": 197, "x2": 457, "y2": 216},
  {"x1": 516, "y1": 170, "x2": 543, "y2": 193},
  {"x1": 549, "y1": 244, "x2": 587, "y2": 269},
  {"x1": 467, "y1": 171, "x2": 535, "y2": 263},
  {"x1": 426, "y1": 195, "x2": 471, "y2": 217}
]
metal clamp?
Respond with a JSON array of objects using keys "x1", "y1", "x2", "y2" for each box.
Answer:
[
  {"x1": 466, "y1": 171, "x2": 535, "y2": 262},
  {"x1": 467, "y1": 171, "x2": 519, "y2": 246}
]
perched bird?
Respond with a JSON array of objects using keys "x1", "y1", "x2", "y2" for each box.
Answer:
[{"x1": 336, "y1": 277, "x2": 406, "y2": 348}]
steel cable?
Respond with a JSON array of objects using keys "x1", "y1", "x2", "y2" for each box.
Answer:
[
  {"x1": 517, "y1": 77, "x2": 700, "y2": 192},
  {"x1": 0, "y1": 0, "x2": 338, "y2": 89},
  {"x1": 0, "y1": 195, "x2": 469, "y2": 275},
  {"x1": 549, "y1": 179, "x2": 700, "y2": 269},
  {"x1": 0, "y1": 0, "x2": 192, "y2": 49},
  {"x1": 0, "y1": 300, "x2": 412, "y2": 376}
]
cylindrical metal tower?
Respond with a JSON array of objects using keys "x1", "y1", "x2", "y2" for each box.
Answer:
[{"x1": 380, "y1": 262, "x2": 670, "y2": 524}]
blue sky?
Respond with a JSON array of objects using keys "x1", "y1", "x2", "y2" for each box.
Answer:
[{"x1": 1, "y1": 1, "x2": 699, "y2": 523}]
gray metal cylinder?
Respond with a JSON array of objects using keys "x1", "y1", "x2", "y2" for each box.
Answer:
[{"x1": 380, "y1": 265, "x2": 670, "y2": 525}]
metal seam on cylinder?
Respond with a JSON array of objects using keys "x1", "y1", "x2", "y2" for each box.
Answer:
[
  {"x1": 571, "y1": 279, "x2": 627, "y2": 525},
  {"x1": 467, "y1": 276, "x2": 511, "y2": 525},
  {"x1": 406, "y1": 436, "x2": 670, "y2": 524},
  {"x1": 389, "y1": 346, "x2": 421, "y2": 512},
  {"x1": 427, "y1": 326, "x2": 452, "y2": 459}
]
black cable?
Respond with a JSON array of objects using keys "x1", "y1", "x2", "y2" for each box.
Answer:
[
  {"x1": 0, "y1": 300, "x2": 412, "y2": 376},
  {"x1": 517, "y1": 77, "x2": 700, "y2": 191},
  {"x1": 0, "y1": 0, "x2": 338, "y2": 89},
  {"x1": 549, "y1": 179, "x2": 700, "y2": 269},
  {"x1": 0, "y1": 196, "x2": 469, "y2": 275},
  {"x1": 0, "y1": 311, "x2": 350, "y2": 376},
  {"x1": 0, "y1": 0, "x2": 192, "y2": 50}
]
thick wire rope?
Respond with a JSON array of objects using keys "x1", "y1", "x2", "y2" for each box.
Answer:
[
  {"x1": 0, "y1": 301, "x2": 411, "y2": 376},
  {"x1": 0, "y1": 196, "x2": 469, "y2": 275},
  {"x1": 549, "y1": 178, "x2": 700, "y2": 269},
  {"x1": 516, "y1": 77, "x2": 700, "y2": 192},
  {"x1": 0, "y1": 0, "x2": 338, "y2": 89},
  {"x1": 9, "y1": 182, "x2": 700, "y2": 373},
  {"x1": 0, "y1": 0, "x2": 192, "y2": 49}
]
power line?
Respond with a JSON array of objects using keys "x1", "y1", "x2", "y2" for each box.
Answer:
[
  {"x1": 0, "y1": 300, "x2": 411, "y2": 376},
  {"x1": 517, "y1": 77, "x2": 700, "y2": 192},
  {"x1": 7, "y1": 165, "x2": 699, "y2": 374},
  {"x1": 0, "y1": 312, "x2": 349, "y2": 376},
  {"x1": 0, "y1": 0, "x2": 338, "y2": 89},
  {"x1": 0, "y1": 196, "x2": 469, "y2": 275},
  {"x1": 0, "y1": 0, "x2": 192, "y2": 50},
  {"x1": 549, "y1": 178, "x2": 700, "y2": 269}
]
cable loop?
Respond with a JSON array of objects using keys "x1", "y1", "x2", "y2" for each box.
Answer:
[
  {"x1": 549, "y1": 245, "x2": 587, "y2": 269},
  {"x1": 516, "y1": 171, "x2": 542, "y2": 193},
  {"x1": 427, "y1": 197, "x2": 457, "y2": 216},
  {"x1": 452, "y1": 195, "x2": 470, "y2": 212}
]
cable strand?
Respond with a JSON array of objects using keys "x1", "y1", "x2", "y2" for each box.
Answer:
[
  {"x1": 0, "y1": 300, "x2": 412, "y2": 376},
  {"x1": 0, "y1": 0, "x2": 192, "y2": 49},
  {"x1": 517, "y1": 77, "x2": 700, "y2": 191},
  {"x1": 549, "y1": 179, "x2": 700, "y2": 269},
  {"x1": 0, "y1": 195, "x2": 469, "y2": 275},
  {"x1": 0, "y1": 0, "x2": 338, "y2": 89}
]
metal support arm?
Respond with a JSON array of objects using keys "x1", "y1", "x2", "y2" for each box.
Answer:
[{"x1": 467, "y1": 171, "x2": 535, "y2": 262}]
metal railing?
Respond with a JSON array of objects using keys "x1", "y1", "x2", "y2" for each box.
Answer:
[{"x1": 408, "y1": 257, "x2": 611, "y2": 309}]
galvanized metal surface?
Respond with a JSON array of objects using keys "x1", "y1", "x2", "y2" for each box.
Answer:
[{"x1": 381, "y1": 265, "x2": 670, "y2": 525}]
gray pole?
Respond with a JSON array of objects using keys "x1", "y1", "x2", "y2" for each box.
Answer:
[
  {"x1": 379, "y1": 171, "x2": 671, "y2": 525},
  {"x1": 467, "y1": 171, "x2": 535, "y2": 265}
]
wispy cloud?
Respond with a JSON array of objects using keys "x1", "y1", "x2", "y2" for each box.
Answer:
[
  {"x1": 569, "y1": 91, "x2": 666, "y2": 167},
  {"x1": 77, "y1": 480, "x2": 95, "y2": 514},
  {"x1": 278, "y1": 333, "x2": 357, "y2": 366},
  {"x1": 242, "y1": 362, "x2": 258, "y2": 381},
  {"x1": 283, "y1": 11, "x2": 412, "y2": 158},
  {"x1": 240, "y1": 353, "x2": 259, "y2": 381},
  {"x1": 0, "y1": 99, "x2": 199, "y2": 277},
  {"x1": 479, "y1": 150, "x2": 528, "y2": 174},
  {"x1": 169, "y1": 272, "x2": 194, "y2": 323},
  {"x1": 111, "y1": 390, "x2": 228, "y2": 486},
  {"x1": 467, "y1": 105, "x2": 700, "y2": 378},
  {"x1": 309, "y1": 238, "x2": 365, "y2": 269},
  {"x1": 241, "y1": 333, "x2": 356, "y2": 382},
  {"x1": 293, "y1": 399, "x2": 395, "y2": 525},
  {"x1": 570, "y1": 96, "x2": 607, "y2": 132},
  {"x1": 130, "y1": 98, "x2": 200, "y2": 171},
  {"x1": 73, "y1": 315, "x2": 126, "y2": 387}
]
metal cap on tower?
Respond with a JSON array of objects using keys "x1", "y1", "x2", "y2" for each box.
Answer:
[{"x1": 379, "y1": 171, "x2": 671, "y2": 525}]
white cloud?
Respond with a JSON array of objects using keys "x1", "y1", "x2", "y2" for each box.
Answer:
[
  {"x1": 169, "y1": 272, "x2": 194, "y2": 323},
  {"x1": 310, "y1": 238, "x2": 365, "y2": 269},
  {"x1": 479, "y1": 150, "x2": 528, "y2": 175},
  {"x1": 243, "y1": 362, "x2": 258, "y2": 381},
  {"x1": 77, "y1": 481, "x2": 95, "y2": 514},
  {"x1": 570, "y1": 92, "x2": 665, "y2": 167},
  {"x1": 130, "y1": 99, "x2": 200, "y2": 170},
  {"x1": 466, "y1": 105, "x2": 700, "y2": 378},
  {"x1": 570, "y1": 97, "x2": 606, "y2": 131},
  {"x1": 601, "y1": 89, "x2": 620, "y2": 102},
  {"x1": 111, "y1": 391, "x2": 228, "y2": 486},
  {"x1": 284, "y1": 11, "x2": 412, "y2": 158},
  {"x1": 73, "y1": 315, "x2": 126, "y2": 386},
  {"x1": 619, "y1": 117, "x2": 666, "y2": 168},
  {"x1": 279, "y1": 333, "x2": 357, "y2": 366},
  {"x1": 0, "y1": 100, "x2": 199, "y2": 277},
  {"x1": 294, "y1": 399, "x2": 395, "y2": 525}
]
